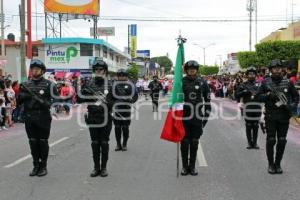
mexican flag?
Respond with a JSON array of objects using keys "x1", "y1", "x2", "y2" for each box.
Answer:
[{"x1": 160, "y1": 37, "x2": 185, "y2": 143}]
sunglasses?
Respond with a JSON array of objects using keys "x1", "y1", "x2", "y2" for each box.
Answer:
[{"x1": 186, "y1": 61, "x2": 198, "y2": 67}]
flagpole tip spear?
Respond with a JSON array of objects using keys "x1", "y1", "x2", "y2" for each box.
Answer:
[{"x1": 176, "y1": 34, "x2": 187, "y2": 44}]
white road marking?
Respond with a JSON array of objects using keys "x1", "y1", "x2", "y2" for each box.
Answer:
[
  {"x1": 3, "y1": 137, "x2": 70, "y2": 168},
  {"x1": 197, "y1": 141, "x2": 208, "y2": 167}
]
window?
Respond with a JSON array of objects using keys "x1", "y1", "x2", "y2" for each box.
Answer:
[
  {"x1": 110, "y1": 52, "x2": 114, "y2": 61},
  {"x1": 80, "y1": 43, "x2": 93, "y2": 56},
  {"x1": 32, "y1": 46, "x2": 38, "y2": 57},
  {"x1": 95, "y1": 45, "x2": 101, "y2": 57},
  {"x1": 103, "y1": 46, "x2": 107, "y2": 58}
]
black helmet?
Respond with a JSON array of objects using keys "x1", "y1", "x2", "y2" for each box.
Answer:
[
  {"x1": 184, "y1": 60, "x2": 200, "y2": 72},
  {"x1": 30, "y1": 59, "x2": 46, "y2": 72},
  {"x1": 152, "y1": 75, "x2": 158, "y2": 79},
  {"x1": 246, "y1": 66, "x2": 257, "y2": 75},
  {"x1": 116, "y1": 69, "x2": 128, "y2": 77},
  {"x1": 92, "y1": 59, "x2": 108, "y2": 72},
  {"x1": 268, "y1": 59, "x2": 283, "y2": 69}
]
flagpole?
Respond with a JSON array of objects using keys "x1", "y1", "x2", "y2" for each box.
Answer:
[
  {"x1": 176, "y1": 33, "x2": 186, "y2": 178},
  {"x1": 177, "y1": 143, "x2": 180, "y2": 178}
]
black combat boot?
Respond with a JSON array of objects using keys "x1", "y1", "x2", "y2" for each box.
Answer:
[
  {"x1": 245, "y1": 123, "x2": 253, "y2": 149},
  {"x1": 90, "y1": 141, "x2": 101, "y2": 177},
  {"x1": 189, "y1": 139, "x2": 199, "y2": 176},
  {"x1": 252, "y1": 123, "x2": 260, "y2": 149},
  {"x1": 268, "y1": 164, "x2": 276, "y2": 174},
  {"x1": 274, "y1": 137, "x2": 287, "y2": 174},
  {"x1": 37, "y1": 139, "x2": 49, "y2": 177},
  {"x1": 115, "y1": 126, "x2": 123, "y2": 151},
  {"x1": 122, "y1": 126, "x2": 129, "y2": 151},
  {"x1": 266, "y1": 137, "x2": 276, "y2": 175},
  {"x1": 180, "y1": 139, "x2": 189, "y2": 176},
  {"x1": 100, "y1": 141, "x2": 109, "y2": 177},
  {"x1": 29, "y1": 138, "x2": 40, "y2": 176}
]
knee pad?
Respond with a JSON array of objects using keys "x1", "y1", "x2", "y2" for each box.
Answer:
[
  {"x1": 100, "y1": 141, "x2": 109, "y2": 146},
  {"x1": 91, "y1": 141, "x2": 99, "y2": 145},
  {"x1": 277, "y1": 137, "x2": 287, "y2": 146},
  {"x1": 267, "y1": 137, "x2": 276, "y2": 146},
  {"x1": 29, "y1": 138, "x2": 38, "y2": 144},
  {"x1": 39, "y1": 139, "x2": 48, "y2": 145},
  {"x1": 245, "y1": 122, "x2": 252, "y2": 127}
]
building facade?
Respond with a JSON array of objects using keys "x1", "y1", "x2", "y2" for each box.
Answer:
[
  {"x1": 4, "y1": 37, "x2": 130, "y2": 81},
  {"x1": 261, "y1": 21, "x2": 300, "y2": 42}
]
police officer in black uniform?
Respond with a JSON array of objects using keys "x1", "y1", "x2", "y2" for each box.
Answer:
[
  {"x1": 257, "y1": 59, "x2": 299, "y2": 174},
  {"x1": 112, "y1": 69, "x2": 138, "y2": 151},
  {"x1": 18, "y1": 59, "x2": 58, "y2": 177},
  {"x1": 181, "y1": 60, "x2": 211, "y2": 176},
  {"x1": 80, "y1": 60, "x2": 113, "y2": 177},
  {"x1": 236, "y1": 66, "x2": 262, "y2": 149},
  {"x1": 148, "y1": 75, "x2": 163, "y2": 112}
]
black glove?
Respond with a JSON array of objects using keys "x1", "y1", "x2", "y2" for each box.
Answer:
[{"x1": 268, "y1": 92, "x2": 278, "y2": 101}]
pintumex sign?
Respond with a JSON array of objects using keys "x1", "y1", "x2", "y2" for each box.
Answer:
[
  {"x1": 46, "y1": 46, "x2": 78, "y2": 64},
  {"x1": 45, "y1": 45, "x2": 89, "y2": 69}
]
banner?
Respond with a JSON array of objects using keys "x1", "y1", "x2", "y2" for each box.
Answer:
[
  {"x1": 129, "y1": 24, "x2": 137, "y2": 58},
  {"x1": 90, "y1": 27, "x2": 115, "y2": 37},
  {"x1": 137, "y1": 50, "x2": 150, "y2": 58},
  {"x1": 44, "y1": 0, "x2": 99, "y2": 16}
]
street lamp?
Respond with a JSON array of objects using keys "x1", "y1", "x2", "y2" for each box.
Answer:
[{"x1": 193, "y1": 42, "x2": 215, "y2": 66}]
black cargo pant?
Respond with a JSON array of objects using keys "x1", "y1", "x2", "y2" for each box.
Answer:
[
  {"x1": 245, "y1": 119, "x2": 259, "y2": 147},
  {"x1": 265, "y1": 118, "x2": 289, "y2": 166},
  {"x1": 150, "y1": 92, "x2": 159, "y2": 111},
  {"x1": 25, "y1": 112, "x2": 52, "y2": 169},
  {"x1": 89, "y1": 120, "x2": 112, "y2": 170},
  {"x1": 114, "y1": 118, "x2": 131, "y2": 148},
  {"x1": 181, "y1": 120, "x2": 203, "y2": 170}
]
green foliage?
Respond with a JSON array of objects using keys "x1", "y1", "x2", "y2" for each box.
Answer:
[
  {"x1": 150, "y1": 56, "x2": 173, "y2": 73},
  {"x1": 255, "y1": 41, "x2": 300, "y2": 66},
  {"x1": 199, "y1": 66, "x2": 219, "y2": 75},
  {"x1": 237, "y1": 51, "x2": 261, "y2": 69},
  {"x1": 237, "y1": 41, "x2": 300, "y2": 69},
  {"x1": 126, "y1": 64, "x2": 139, "y2": 80}
]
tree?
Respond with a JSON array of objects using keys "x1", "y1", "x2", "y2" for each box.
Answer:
[
  {"x1": 237, "y1": 51, "x2": 262, "y2": 69},
  {"x1": 127, "y1": 64, "x2": 139, "y2": 80},
  {"x1": 150, "y1": 56, "x2": 173, "y2": 73},
  {"x1": 199, "y1": 66, "x2": 219, "y2": 75},
  {"x1": 255, "y1": 41, "x2": 300, "y2": 66}
]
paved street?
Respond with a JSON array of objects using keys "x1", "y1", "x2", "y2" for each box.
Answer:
[{"x1": 1, "y1": 97, "x2": 300, "y2": 200}]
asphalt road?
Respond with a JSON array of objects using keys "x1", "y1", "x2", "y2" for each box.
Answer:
[{"x1": 1, "y1": 96, "x2": 300, "y2": 200}]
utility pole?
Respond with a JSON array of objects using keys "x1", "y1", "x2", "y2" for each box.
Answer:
[
  {"x1": 247, "y1": 0, "x2": 254, "y2": 51},
  {"x1": 255, "y1": 0, "x2": 258, "y2": 45},
  {"x1": 1, "y1": 0, "x2": 4, "y2": 58},
  {"x1": 20, "y1": 0, "x2": 27, "y2": 82},
  {"x1": 27, "y1": 0, "x2": 32, "y2": 59},
  {"x1": 292, "y1": 0, "x2": 295, "y2": 24}
]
